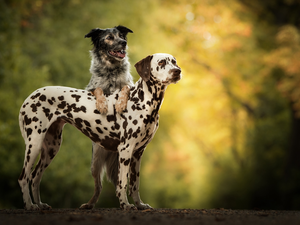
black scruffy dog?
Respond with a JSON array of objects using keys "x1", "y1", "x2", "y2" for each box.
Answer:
[
  {"x1": 81, "y1": 25, "x2": 134, "y2": 209},
  {"x1": 85, "y1": 25, "x2": 133, "y2": 96}
]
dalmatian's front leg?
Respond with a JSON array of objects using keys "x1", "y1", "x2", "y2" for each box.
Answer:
[
  {"x1": 116, "y1": 149, "x2": 137, "y2": 210},
  {"x1": 129, "y1": 148, "x2": 152, "y2": 210},
  {"x1": 115, "y1": 85, "x2": 130, "y2": 114},
  {"x1": 92, "y1": 87, "x2": 108, "y2": 115}
]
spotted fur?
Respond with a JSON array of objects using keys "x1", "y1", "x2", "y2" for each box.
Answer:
[{"x1": 18, "y1": 53, "x2": 182, "y2": 210}]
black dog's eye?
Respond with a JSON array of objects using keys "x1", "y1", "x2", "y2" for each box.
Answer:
[{"x1": 106, "y1": 35, "x2": 114, "y2": 40}]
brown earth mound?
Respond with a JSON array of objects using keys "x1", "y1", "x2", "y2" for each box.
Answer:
[{"x1": 1, "y1": 208, "x2": 300, "y2": 225}]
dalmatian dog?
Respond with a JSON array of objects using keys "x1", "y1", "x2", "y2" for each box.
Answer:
[{"x1": 18, "y1": 53, "x2": 182, "y2": 210}]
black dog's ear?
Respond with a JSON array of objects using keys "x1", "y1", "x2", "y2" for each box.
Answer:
[
  {"x1": 115, "y1": 25, "x2": 133, "y2": 36},
  {"x1": 84, "y1": 28, "x2": 105, "y2": 38},
  {"x1": 134, "y1": 55, "x2": 153, "y2": 82}
]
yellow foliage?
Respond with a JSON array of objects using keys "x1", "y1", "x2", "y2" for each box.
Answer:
[{"x1": 265, "y1": 25, "x2": 300, "y2": 115}]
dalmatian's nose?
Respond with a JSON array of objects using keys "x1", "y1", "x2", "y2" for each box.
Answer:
[{"x1": 170, "y1": 68, "x2": 181, "y2": 76}]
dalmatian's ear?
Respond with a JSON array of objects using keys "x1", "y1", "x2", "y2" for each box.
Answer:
[
  {"x1": 84, "y1": 28, "x2": 105, "y2": 38},
  {"x1": 134, "y1": 55, "x2": 153, "y2": 82}
]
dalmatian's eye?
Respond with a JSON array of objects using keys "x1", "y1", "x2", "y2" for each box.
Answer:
[
  {"x1": 158, "y1": 60, "x2": 166, "y2": 66},
  {"x1": 171, "y1": 59, "x2": 177, "y2": 65}
]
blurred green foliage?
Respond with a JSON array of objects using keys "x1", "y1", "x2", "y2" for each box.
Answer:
[{"x1": 1, "y1": 0, "x2": 300, "y2": 210}]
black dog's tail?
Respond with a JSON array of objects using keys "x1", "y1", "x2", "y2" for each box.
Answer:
[{"x1": 104, "y1": 152, "x2": 119, "y2": 186}]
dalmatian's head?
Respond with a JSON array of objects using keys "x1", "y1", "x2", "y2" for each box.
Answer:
[{"x1": 135, "y1": 53, "x2": 182, "y2": 84}]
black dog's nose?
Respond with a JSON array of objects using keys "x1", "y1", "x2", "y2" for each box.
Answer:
[{"x1": 121, "y1": 40, "x2": 127, "y2": 47}]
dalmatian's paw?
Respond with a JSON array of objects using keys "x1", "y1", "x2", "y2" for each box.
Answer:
[
  {"x1": 122, "y1": 203, "x2": 138, "y2": 210},
  {"x1": 136, "y1": 203, "x2": 153, "y2": 210},
  {"x1": 26, "y1": 204, "x2": 40, "y2": 211},
  {"x1": 39, "y1": 203, "x2": 52, "y2": 210}
]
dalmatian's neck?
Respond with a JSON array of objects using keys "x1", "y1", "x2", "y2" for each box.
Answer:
[{"x1": 130, "y1": 76, "x2": 167, "y2": 116}]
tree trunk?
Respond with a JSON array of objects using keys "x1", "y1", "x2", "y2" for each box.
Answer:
[{"x1": 283, "y1": 106, "x2": 300, "y2": 209}]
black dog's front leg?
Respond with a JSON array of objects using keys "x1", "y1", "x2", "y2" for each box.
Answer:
[{"x1": 91, "y1": 87, "x2": 108, "y2": 115}]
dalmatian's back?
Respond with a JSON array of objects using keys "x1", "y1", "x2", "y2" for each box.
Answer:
[{"x1": 19, "y1": 86, "x2": 158, "y2": 152}]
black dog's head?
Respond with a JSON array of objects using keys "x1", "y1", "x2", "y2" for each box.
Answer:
[{"x1": 85, "y1": 25, "x2": 133, "y2": 62}]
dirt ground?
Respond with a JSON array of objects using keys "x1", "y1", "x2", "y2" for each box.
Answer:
[{"x1": 1, "y1": 208, "x2": 300, "y2": 225}]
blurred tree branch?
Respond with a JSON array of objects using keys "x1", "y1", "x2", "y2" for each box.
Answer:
[
  {"x1": 193, "y1": 57, "x2": 255, "y2": 117},
  {"x1": 239, "y1": 0, "x2": 300, "y2": 26}
]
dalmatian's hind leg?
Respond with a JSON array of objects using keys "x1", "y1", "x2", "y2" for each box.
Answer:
[
  {"x1": 18, "y1": 138, "x2": 44, "y2": 210},
  {"x1": 31, "y1": 119, "x2": 65, "y2": 210}
]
